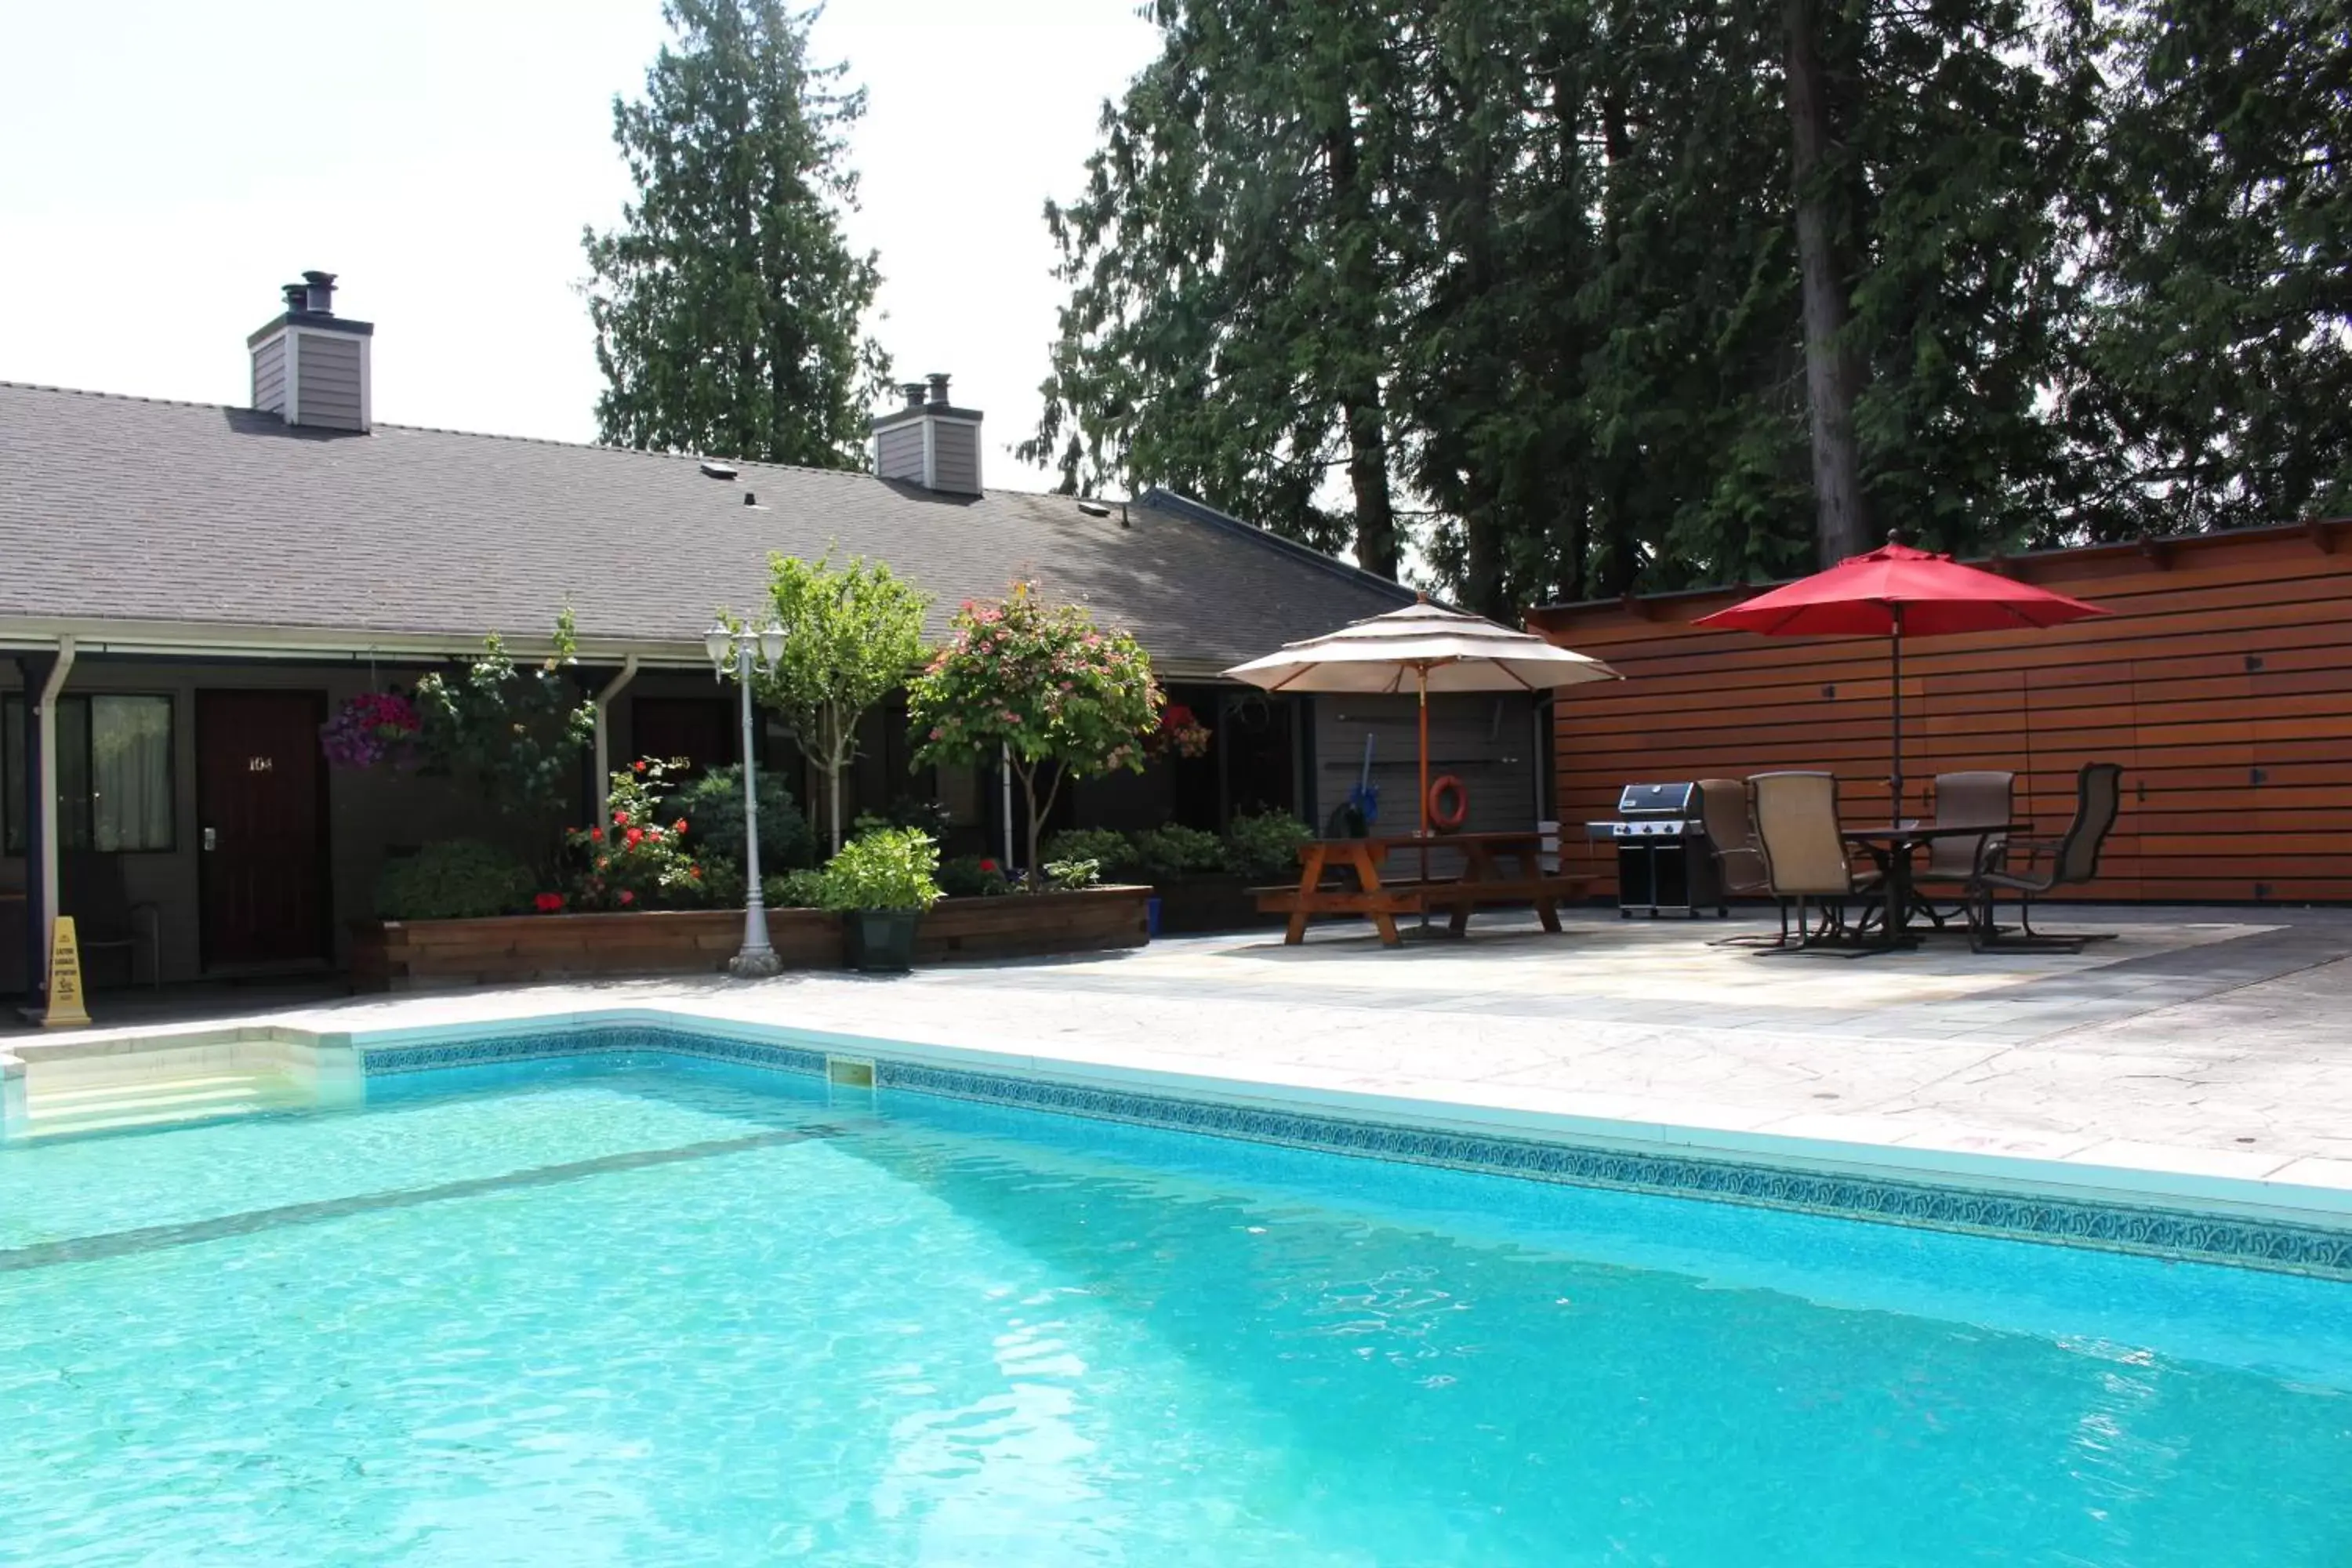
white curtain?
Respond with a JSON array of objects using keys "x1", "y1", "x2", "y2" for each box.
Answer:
[{"x1": 90, "y1": 695, "x2": 172, "y2": 851}]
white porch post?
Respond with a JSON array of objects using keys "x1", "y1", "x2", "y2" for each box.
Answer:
[
  {"x1": 592, "y1": 655, "x2": 639, "y2": 829},
  {"x1": 35, "y1": 636, "x2": 76, "y2": 997}
]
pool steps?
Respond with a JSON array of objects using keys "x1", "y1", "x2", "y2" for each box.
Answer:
[
  {"x1": 1, "y1": 1029, "x2": 362, "y2": 1145},
  {"x1": 16, "y1": 1069, "x2": 313, "y2": 1142}
]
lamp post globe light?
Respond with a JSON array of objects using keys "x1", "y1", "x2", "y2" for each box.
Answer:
[{"x1": 707, "y1": 621, "x2": 789, "y2": 978}]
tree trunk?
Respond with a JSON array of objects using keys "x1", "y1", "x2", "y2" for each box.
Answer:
[
  {"x1": 1018, "y1": 763, "x2": 1044, "y2": 883},
  {"x1": 1325, "y1": 119, "x2": 1400, "y2": 580},
  {"x1": 1782, "y1": 0, "x2": 1870, "y2": 565},
  {"x1": 824, "y1": 713, "x2": 846, "y2": 854}
]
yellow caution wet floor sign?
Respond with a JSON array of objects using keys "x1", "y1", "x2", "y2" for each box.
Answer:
[{"x1": 43, "y1": 916, "x2": 91, "y2": 1029}]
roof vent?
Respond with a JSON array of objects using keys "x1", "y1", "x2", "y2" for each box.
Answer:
[
  {"x1": 742, "y1": 491, "x2": 759, "y2": 506},
  {"x1": 699, "y1": 460, "x2": 739, "y2": 480},
  {"x1": 249, "y1": 268, "x2": 373, "y2": 432},
  {"x1": 870, "y1": 367, "x2": 982, "y2": 495},
  {"x1": 1076, "y1": 500, "x2": 1112, "y2": 518}
]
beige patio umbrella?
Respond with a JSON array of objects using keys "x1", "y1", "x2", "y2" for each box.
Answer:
[{"x1": 1222, "y1": 597, "x2": 1624, "y2": 859}]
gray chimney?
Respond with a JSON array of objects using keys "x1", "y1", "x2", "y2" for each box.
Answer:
[
  {"x1": 249, "y1": 269, "x2": 374, "y2": 432},
  {"x1": 871, "y1": 371, "x2": 982, "y2": 494}
]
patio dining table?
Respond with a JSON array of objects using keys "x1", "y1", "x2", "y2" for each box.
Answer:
[
  {"x1": 1254, "y1": 830, "x2": 1593, "y2": 948},
  {"x1": 1842, "y1": 821, "x2": 2031, "y2": 950}
]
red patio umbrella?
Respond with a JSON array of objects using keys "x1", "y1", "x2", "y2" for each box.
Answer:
[{"x1": 1692, "y1": 535, "x2": 2106, "y2": 816}]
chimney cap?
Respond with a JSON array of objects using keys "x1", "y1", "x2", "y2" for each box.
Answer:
[
  {"x1": 926, "y1": 373, "x2": 951, "y2": 406},
  {"x1": 900, "y1": 382, "x2": 927, "y2": 410}
]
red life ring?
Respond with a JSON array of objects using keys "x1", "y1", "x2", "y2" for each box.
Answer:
[{"x1": 1427, "y1": 774, "x2": 1469, "y2": 831}]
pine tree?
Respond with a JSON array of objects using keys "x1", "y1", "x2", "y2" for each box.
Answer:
[
  {"x1": 1031, "y1": 0, "x2": 2340, "y2": 605},
  {"x1": 2065, "y1": 0, "x2": 2352, "y2": 535},
  {"x1": 1022, "y1": 0, "x2": 1413, "y2": 577},
  {"x1": 583, "y1": 0, "x2": 887, "y2": 468}
]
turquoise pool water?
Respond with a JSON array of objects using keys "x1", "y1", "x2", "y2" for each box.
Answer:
[{"x1": 3, "y1": 1054, "x2": 2350, "y2": 1565}]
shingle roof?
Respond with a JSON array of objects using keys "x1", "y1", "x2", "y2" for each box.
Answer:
[{"x1": 0, "y1": 382, "x2": 1410, "y2": 670}]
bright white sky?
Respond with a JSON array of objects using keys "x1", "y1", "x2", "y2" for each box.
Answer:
[{"x1": 0, "y1": 0, "x2": 1160, "y2": 491}]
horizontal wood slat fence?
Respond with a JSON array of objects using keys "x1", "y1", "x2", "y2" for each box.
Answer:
[{"x1": 1528, "y1": 522, "x2": 2352, "y2": 904}]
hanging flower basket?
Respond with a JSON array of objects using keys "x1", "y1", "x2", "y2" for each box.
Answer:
[
  {"x1": 321, "y1": 691, "x2": 423, "y2": 770},
  {"x1": 1151, "y1": 702, "x2": 1213, "y2": 760}
]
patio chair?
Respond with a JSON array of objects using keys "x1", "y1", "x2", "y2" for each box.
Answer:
[
  {"x1": 1965, "y1": 762, "x2": 2123, "y2": 953},
  {"x1": 1748, "y1": 771, "x2": 1883, "y2": 949},
  {"x1": 61, "y1": 849, "x2": 162, "y2": 989},
  {"x1": 1696, "y1": 778, "x2": 1769, "y2": 906},
  {"x1": 1914, "y1": 771, "x2": 2015, "y2": 926}
]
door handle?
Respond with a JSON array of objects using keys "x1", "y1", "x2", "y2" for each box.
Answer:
[{"x1": 202, "y1": 826, "x2": 217, "y2": 851}]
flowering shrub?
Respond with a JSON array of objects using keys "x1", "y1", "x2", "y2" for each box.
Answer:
[
  {"x1": 566, "y1": 757, "x2": 710, "y2": 909},
  {"x1": 908, "y1": 582, "x2": 1161, "y2": 880},
  {"x1": 321, "y1": 691, "x2": 421, "y2": 770},
  {"x1": 1151, "y1": 702, "x2": 1213, "y2": 760}
]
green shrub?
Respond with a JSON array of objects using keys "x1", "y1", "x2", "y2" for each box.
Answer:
[
  {"x1": 851, "y1": 797, "x2": 953, "y2": 840},
  {"x1": 1129, "y1": 823, "x2": 1228, "y2": 883},
  {"x1": 696, "y1": 855, "x2": 748, "y2": 907},
  {"x1": 764, "y1": 868, "x2": 829, "y2": 909},
  {"x1": 666, "y1": 764, "x2": 815, "y2": 873},
  {"x1": 1042, "y1": 857, "x2": 1101, "y2": 891},
  {"x1": 1040, "y1": 827, "x2": 1134, "y2": 879},
  {"x1": 376, "y1": 840, "x2": 535, "y2": 920},
  {"x1": 937, "y1": 854, "x2": 1013, "y2": 898},
  {"x1": 814, "y1": 828, "x2": 942, "y2": 913},
  {"x1": 1224, "y1": 808, "x2": 1312, "y2": 880}
]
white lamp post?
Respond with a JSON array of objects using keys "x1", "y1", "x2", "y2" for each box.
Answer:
[{"x1": 706, "y1": 621, "x2": 788, "y2": 978}]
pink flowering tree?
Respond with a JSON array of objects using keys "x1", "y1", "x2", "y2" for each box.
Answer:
[{"x1": 907, "y1": 582, "x2": 1161, "y2": 882}]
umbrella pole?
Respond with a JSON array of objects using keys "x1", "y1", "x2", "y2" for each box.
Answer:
[
  {"x1": 1889, "y1": 604, "x2": 1905, "y2": 823},
  {"x1": 1417, "y1": 666, "x2": 1432, "y2": 925}
]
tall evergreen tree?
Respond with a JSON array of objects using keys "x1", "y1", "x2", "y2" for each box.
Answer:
[
  {"x1": 583, "y1": 0, "x2": 887, "y2": 467},
  {"x1": 1022, "y1": 0, "x2": 1414, "y2": 577},
  {"x1": 1779, "y1": 0, "x2": 1871, "y2": 564},
  {"x1": 2064, "y1": 0, "x2": 2352, "y2": 535},
  {"x1": 1033, "y1": 0, "x2": 2347, "y2": 604}
]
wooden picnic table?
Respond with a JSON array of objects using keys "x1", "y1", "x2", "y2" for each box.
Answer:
[{"x1": 1254, "y1": 829, "x2": 1594, "y2": 947}]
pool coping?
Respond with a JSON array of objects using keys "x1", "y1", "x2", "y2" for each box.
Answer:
[{"x1": 16, "y1": 1004, "x2": 2344, "y2": 1280}]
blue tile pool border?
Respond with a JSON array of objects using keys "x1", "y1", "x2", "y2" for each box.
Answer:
[{"x1": 354, "y1": 1021, "x2": 2352, "y2": 1282}]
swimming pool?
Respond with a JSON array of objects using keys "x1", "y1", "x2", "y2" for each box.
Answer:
[{"x1": 4, "y1": 1051, "x2": 2349, "y2": 1565}]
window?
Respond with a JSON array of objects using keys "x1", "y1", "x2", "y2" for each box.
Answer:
[{"x1": 2, "y1": 694, "x2": 176, "y2": 853}]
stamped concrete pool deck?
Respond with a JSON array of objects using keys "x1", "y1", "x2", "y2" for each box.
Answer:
[{"x1": 13, "y1": 905, "x2": 2352, "y2": 1219}]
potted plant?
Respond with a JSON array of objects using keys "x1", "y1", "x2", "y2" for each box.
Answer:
[{"x1": 817, "y1": 826, "x2": 942, "y2": 972}]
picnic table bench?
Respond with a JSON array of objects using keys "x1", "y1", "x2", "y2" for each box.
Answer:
[{"x1": 1254, "y1": 831, "x2": 1593, "y2": 947}]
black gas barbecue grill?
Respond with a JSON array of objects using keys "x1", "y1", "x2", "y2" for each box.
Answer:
[{"x1": 1584, "y1": 782, "x2": 1729, "y2": 918}]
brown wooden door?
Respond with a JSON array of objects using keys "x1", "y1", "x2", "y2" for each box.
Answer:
[{"x1": 198, "y1": 691, "x2": 328, "y2": 967}]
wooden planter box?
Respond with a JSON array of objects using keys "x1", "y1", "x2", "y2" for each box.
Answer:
[
  {"x1": 350, "y1": 907, "x2": 843, "y2": 992},
  {"x1": 349, "y1": 885, "x2": 1152, "y2": 992},
  {"x1": 915, "y1": 884, "x2": 1152, "y2": 963},
  {"x1": 1151, "y1": 874, "x2": 1283, "y2": 935}
]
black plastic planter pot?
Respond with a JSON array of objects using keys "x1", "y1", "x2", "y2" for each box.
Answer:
[{"x1": 844, "y1": 908, "x2": 922, "y2": 973}]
